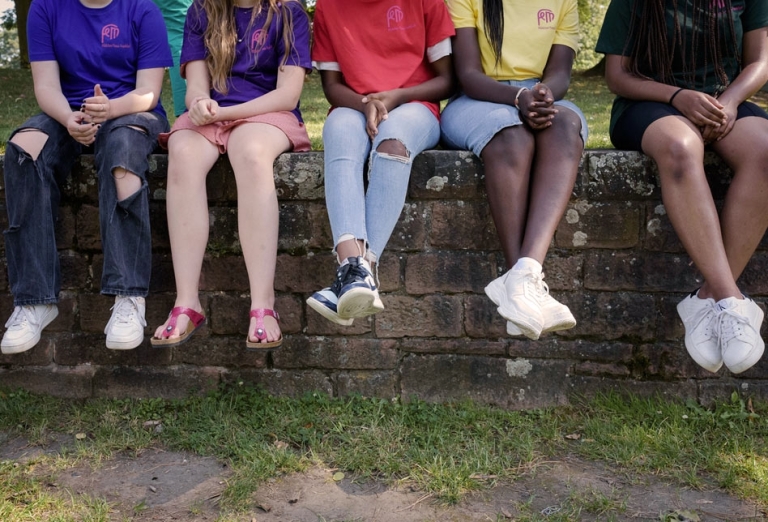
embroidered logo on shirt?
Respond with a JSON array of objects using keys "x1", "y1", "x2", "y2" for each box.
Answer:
[
  {"x1": 387, "y1": 5, "x2": 415, "y2": 31},
  {"x1": 101, "y1": 24, "x2": 130, "y2": 48},
  {"x1": 250, "y1": 29, "x2": 272, "y2": 53},
  {"x1": 537, "y1": 9, "x2": 556, "y2": 29}
]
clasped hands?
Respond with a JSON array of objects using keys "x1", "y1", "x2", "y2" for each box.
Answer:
[
  {"x1": 515, "y1": 83, "x2": 558, "y2": 130},
  {"x1": 68, "y1": 84, "x2": 111, "y2": 145},
  {"x1": 670, "y1": 89, "x2": 734, "y2": 144},
  {"x1": 361, "y1": 89, "x2": 402, "y2": 140}
]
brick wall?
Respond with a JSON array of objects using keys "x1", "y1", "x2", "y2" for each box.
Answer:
[{"x1": 0, "y1": 151, "x2": 766, "y2": 408}]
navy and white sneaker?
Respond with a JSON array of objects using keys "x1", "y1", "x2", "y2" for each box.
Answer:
[
  {"x1": 307, "y1": 265, "x2": 354, "y2": 326},
  {"x1": 336, "y1": 257, "x2": 384, "y2": 319}
]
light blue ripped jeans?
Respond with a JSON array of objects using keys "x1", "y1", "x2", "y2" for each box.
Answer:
[{"x1": 322, "y1": 103, "x2": 440, "y2": 262}]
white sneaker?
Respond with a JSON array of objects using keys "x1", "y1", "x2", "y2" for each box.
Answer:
[
  {"x1": 537, "y1": 282, "x2": 576, "y2": 334},
  {"x1": 677, "y1": 291, "x2": 721, "y2": 372},
  {"x1": 105, "y1": 296, "x2": 147, "y2": 350},
  {"x1": 1, "y1": 304, "x2": 59, "y2": 355},
  {"x1": 336, "y1": 257, "x2": 385, "y2": 319},
  {"x1": 485, "y1": 269, "x2": 544, "y2": 340},
  {"x1": 718, "y1": 297, "x2": 764, "y2": 374}
]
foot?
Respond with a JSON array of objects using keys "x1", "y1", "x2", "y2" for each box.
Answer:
[
  {"x1": 485, "y1": 268, "x2": 544, "y2": 340},
  {"x1": 1, "y1": 304, "x2": 59, "y2": 355},
  {"x1": 105, "y1": 296, "x2": 146, "y2": 350},
  {"x1": 718, "y1": 296, "x2": 765, "y2": 374},
  {"x1": 248, "y1": 309, "x2": 282, "y2": 345},
  {"x1": 153, "y1": 301, "x2": 204, "y2": 342},
  {"x1": 307, "y1": 284, "x2": 354, "y2": 326},
  {"x1": 336, "y1": 257, "x2": 384, "y2": 319},
  {"x1": 677, "y1": 290, "x2": 721, "y2": 372},
  {"x1": 537, "y1": 285, "x2": 577, "y2": 334}
]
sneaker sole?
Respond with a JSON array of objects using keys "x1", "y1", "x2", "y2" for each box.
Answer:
[
  {"x1": 1, "y1": 307, "x2": 59, "y2": 355},
  {"x1": 676, "y1": 299, "x2": 723, "y2": 373},
  {"x1": 725, "y1": 341, "x2": 765, "y2": 374},
  {"x1": 106, "y1": 334, "x2": 144, "y2": 350},
  {"x1": 543, "y1": 312, "x2": 577, "y2": 334},
  {"x1": 307, "y1": 296, "x2": 354, "y2": 326},
  {"x1": 337, "y1": 288, "x2": 384, "y2": 319},
  {"x1": 484, "y1": 279, "x2": 542, "y2": 340}
]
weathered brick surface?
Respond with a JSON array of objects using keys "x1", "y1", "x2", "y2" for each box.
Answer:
[{"x1": 0, "y1": 151, "x2": 765, "y2": 407}]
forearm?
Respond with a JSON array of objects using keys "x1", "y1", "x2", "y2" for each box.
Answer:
[
  {"x1": 108, "y1": 87, "x2": 161, "y2": 118},
  {"x1": 216, "y1": 88, "x2": 301, "y2": 120},
  {"x1": 35, "y1": 85, "x2": 76, "y2": 127},
  {"x1": 540, "y1": 69, "x2": 571, "y2": 101},
  {"x1": 459, "y1": 69, "x2": 518, "y2": 106},
  {"x1": 718, "y1": 61, "x2": 768, "y2": 107},
  {"x1": 389, "y1": 74, "x2": 453, "y2": 109},
  {"x1": 323, "y1": 81, "x2": 367, "y2": 113},
  {"x1": 605, "y1": 55, "x2": 679, "y2": 103}
]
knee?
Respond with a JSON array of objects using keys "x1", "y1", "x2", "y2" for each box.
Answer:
[
  {"x1": 375, "y1": 139, "x2": 409, "y2": 159},
  {"x1": 9, "y1": 129, "x2": 49, "y2": 162},
  {"x1": 550, "y1": 110, "x2": 584, "y2": 149},
  {"x1": 482, "y1": 126, "x2": 534, "y2": 165},
  {"x1": 653, "y1": 136, "x2": 704, "y2": 182}
]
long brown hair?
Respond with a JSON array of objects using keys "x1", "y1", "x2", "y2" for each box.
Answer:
[
  {"x1": 197, "y1": 0, "x2": 305, "y2": 94},
  {"x1": 624, "y1": 0, "x2": 740, "y2": 92}
]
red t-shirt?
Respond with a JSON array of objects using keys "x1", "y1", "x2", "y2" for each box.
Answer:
[{"x1": 312, "y1": 0, "x2": 455, "y2": 119}]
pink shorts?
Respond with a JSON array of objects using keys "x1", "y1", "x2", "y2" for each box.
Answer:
[{"x1": 159, "y1": 110, "x2": 311, "y2": 152}]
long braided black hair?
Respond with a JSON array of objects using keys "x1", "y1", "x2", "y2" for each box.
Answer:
[
  {"x1": 624, "y1": 0, "x2": 740, "y2": 92},
  {"x1": 483, "y1": 0, "x2": 505, "y2": 68}
]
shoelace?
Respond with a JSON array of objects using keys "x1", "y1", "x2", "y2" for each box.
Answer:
[
  {"x1": 689, "y1": 302, "x2": 718, "y2": 340},
  {"x1": 333, "y1": 261, "x2": 372, "y2": 293},
  {"x1": 716, "y1": 307, "x2": 750, "y2": 344},
  {"x1": 110, "y1": 298, "x2": 146, "y2": 326},
  {"x1": 5, "y1": 306, "x2": 32, "y2": 330}
]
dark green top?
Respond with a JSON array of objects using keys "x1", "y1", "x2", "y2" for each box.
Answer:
[{"x1": 595, "y1": 0, "x2": 768, "y2": 136}]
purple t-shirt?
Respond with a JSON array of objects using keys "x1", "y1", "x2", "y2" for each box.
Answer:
[
  {"x1": 27, "y1": 0, "x2": 173, "y2": 118},
  {"x1": 181, "y1": 0, "x2": 311, "y2": 121}
]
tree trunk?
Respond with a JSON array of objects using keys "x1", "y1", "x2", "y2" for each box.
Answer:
[{"x1": 13, "y1": 0, "x2": 31, "y2": 68}]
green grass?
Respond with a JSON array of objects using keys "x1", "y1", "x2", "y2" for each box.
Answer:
[{"x1": 1, "y1": 387, "x2": 768, "y2": 519}]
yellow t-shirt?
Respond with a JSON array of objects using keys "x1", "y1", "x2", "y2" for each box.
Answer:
[{"x1": 447, "y1": 0, "x2": 579, "y2": 80}]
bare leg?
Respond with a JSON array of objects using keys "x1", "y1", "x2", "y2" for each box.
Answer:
[
  {"x1": 480, "y1": 126, "x2": 535, "y2": 269},
  {"x1": 226, "y1": 123, "x2": 291, "y2": 344},
  {"x1": 521, "y1": 108, "x2": 583, "y2": 262},
  {"x1": 642, "y1": 116, "x2": 739, "y2": 301},
  {"x1": 153, "y1": 130, "x2": 220, "y2": 339},
  {"x1": 706, "y1": 116, "x2": 768, "y2": 291},
  {"x1": 9, "y1": 130, "x2": 48, "y2": 160}
]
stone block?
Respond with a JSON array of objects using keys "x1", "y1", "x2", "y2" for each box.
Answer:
[
  {"x1": 586, "y1": 151, "x2": 659, "y2": 201},
  {"x1": 428, "y1": 201, "x2": 499, "y2": 250},
  {"x1": 47, "y1": 292, "x2": 77, "y2": 332},
  {"x1": 584, "y1": 251, "x2": 700, "y2": 293},
  {"x1": 274, "y1": 151, "x2": 325, "y2": 200},
  {"x1": 178, "y1": 336, "x2": 268, "y2": 368},
  {"x1": 378, "y1": 254, "x2": 402, "y2": 293},
  {"x1": 464, "y1": 294, "x2": 508, "y2": 339},
  {"x1": 643, "y1": 202, "x2": 685, "y2": 253},
  {"x1": 208, "y1": 294, "x2": 301, "y2": 336},
  {"x1": 375, "y1": 295, "x2": 463, "y2": 338},
  {"x1": 508, "y1": 339, "x2": 633, "y2": 363},
  {"x1": 737, "y1": 253, "x2": 768, "y2": 297},
  {"x1": 634, "y1": 343, "x2": 717, "y2": 380},
  {"x1": 399, "y1": 338, "x2": 507, "y2": 356},
  {"x1": 555, "y1": 201, "x2": 640, "y2": 249},
  {"x1": 200, "y1": 256, "x2": 249, "y2": 291},
  {"x1": 405, "y1": 252, "x2": 494, "y2": 295},
  {"x1": 275, "y1": 253, "x2": 338, "y2": 293},
  {"x1": 93, "y1": 366, "x2": 221, "y2": 398},
  {"x1": 278, "y1": 203, "x2": 314, "y2": 253},
  {"x1": 409, "y1": 150, "x2": 485, "y2": 200},
  {"x1": 273, "y1": 336, "x2": 399, "y2": 370},
  {"x1": 401, "y1": 354, "x2": 572, "y2": 409},
  {"x1": 0, "y1": 365, "x2": 94, "y2": 398},
  {"x1": 335, "y1": 371, "x2": 399, "y2": 399},
  {"x1": 0, "y1": 337, "x2": 54, "y2": 367},
  {"x1": 568, "y1": 376, "x2": 698, "y2": 402},
  {"x1": 53, "y1": 332, "x2": 138, "y2": 366},
  {"x1": 76, "y1": 205, "x2": 102, "y2": 250},
  {"x1": 656, "y1": 295, "x2": 685, "y2": 341},
  {"x1": 698, "y1": 381, "x2": 768, "y2": 407},
  {"x1": 222, "y1": 369, "x2": 333, "y2": 397},
  {"x1": 149, "y1": 202, "x2": 171, "y2": 250},
  {"x1": 207, "y1": 207, "x2": 241, "y2": 255},
  {"x1": 306, "y1": 202, "x2": 333, "y2": 250},
  {"x1": 149, "y1": 253, "x2": 178, "y2": 294},
  {"x1": 55, "y1": 207, "x2": 77, "y2": 249},
  {"x1": 386, "y1": 202, "x2": 428, "y2": 252},
  {"x1": 59, "y1": 251, "x2": 89, "y2": 289},
  {"x1": 573, "y1": 361, "x2": 631, "y2": 378},
  {"x1": 555, "y1": 292, "x2": 656, "y2": 341},
  {"x1": 79, "y1": 293, "x2": 117, "y2": 333},
  {"x1": 542, "y1": 254, "x2": 584, "y2": 291}
]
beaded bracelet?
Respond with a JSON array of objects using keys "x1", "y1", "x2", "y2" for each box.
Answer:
[{"x1": 514, "y1": 87, "x2": 529, "y2": 108}]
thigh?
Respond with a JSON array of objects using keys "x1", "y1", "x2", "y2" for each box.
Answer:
[
  {"x1": 552, "y1": 100, "x2": 589, "y2": 145},
  {"x1": 10, "y1": 113, "x2": 80, "y2": 170},
  {"x1": 95, "y1": 112, "x2": 169, "y2": 179},
  {"x1": 322, "y1": 107, "x2": 370, "y2": 160},
  {"x1": 613, "y1": 101, "x2": 683, "y2": 152},
  {"x1": 167, "y1": 129, "x2": 221, "y2": 181},
  {"x1": 373, "y1": 102, "x2": 439, "y2": 155},
  {"x1": 227, "y1": 122, "x2": 291, "y2": 168},
  {"x1": 441, "y1": 95, "x2": 522, "y2": 157},
  {"x1": 641, "y1": 114, "x2": 705, "y2": 164},
  {"x1": 710, "y1": 103, "x2": 768, "y2": 171}
]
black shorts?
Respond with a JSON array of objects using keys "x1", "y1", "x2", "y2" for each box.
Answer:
[{"x1": 611, "y1": 100, "x2": 768, "y2": 152}]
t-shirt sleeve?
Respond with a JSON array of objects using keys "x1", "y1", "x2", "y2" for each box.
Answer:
[
  {"x1": 180, "y1": 1, "x2": 207, "y2": 76},
  {"x1": 446, "y1": 0, "x2": 476, "y2": 29},
  {"x1": 424, "y1": 0, "x2": 456, "y2": 47},
  {"x1": 277, "y1": 2, "x2": 312, "y2": 70},
  {"x1": 311, "y1": 0, "x2": 336, "y2": 63},
  {"x1": 27, "y1": 0, "x2": 55, "y2": 62},
  {"x1": 553, "y1": 0, "x2": 580, "y2": 52},
  {"x1": 595, "y1": 0, "x2": 633, "y2": 56},
  {"x1": 137, "y1": 2, "x2": 174, "y2": 70},
  {"x1": 743, "y1": 0, "x2": 768, "y2": 33}
]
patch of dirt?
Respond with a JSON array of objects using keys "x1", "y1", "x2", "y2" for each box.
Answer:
[{"x1": 1, "y1": 434, "x2": 766, "y2": 521}]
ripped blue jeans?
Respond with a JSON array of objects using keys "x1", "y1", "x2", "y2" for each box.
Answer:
[
  {"x1": 322, "y1": 103, "x2": 440, "y2": 261},
  {"x1": 3, "y1": 112, "x2": 168, "y2": 305}
]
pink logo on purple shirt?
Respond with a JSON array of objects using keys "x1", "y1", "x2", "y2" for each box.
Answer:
[
  {"x1": 537, "y1": 9, "x2": 555, "y2": 26},
  {"x1": 387, "y1": 6, "x2": 404, "y2": 28},
  {"x1": 251, "y1": 29, "x2": 269, "y2": 53},
  {"x1": 101, "y1": 24, "x2": 120, "y2": 43}
]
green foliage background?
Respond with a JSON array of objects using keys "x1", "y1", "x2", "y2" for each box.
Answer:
[{"x1": 576, "y1": 0, "x2": 609, "y2": 70}]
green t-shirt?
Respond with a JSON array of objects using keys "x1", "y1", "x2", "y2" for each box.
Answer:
[{"x1": 595, "y1": 0, "x2": 768, "y2": 136}]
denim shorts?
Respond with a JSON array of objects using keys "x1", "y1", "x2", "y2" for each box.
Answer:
[{"x1": 441, "y1": 79, "x2": 589, "y2": 157}]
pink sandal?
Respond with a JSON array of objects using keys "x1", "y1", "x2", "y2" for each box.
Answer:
[
  {"x1": 246, "y1": 309, "x2": 283, "y2": 350},
  {"x1": 151, "y1": 307, "x2": 206, "y2": 347}
]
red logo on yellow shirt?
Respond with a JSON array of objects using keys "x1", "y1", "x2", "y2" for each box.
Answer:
[{"x1": 537, "y1": 9, "x2": 555, "y2": 27}]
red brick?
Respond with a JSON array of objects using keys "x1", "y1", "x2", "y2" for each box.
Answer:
[
  {"x1": 209, "y1": 294, "x2": 301, "y2": 335},
  {"x1": 200, "y1": 256, "x2": 249, "y2": 291},
  {"x1": 178, "y1": 336, "x2": 269, "y2": 368},
  {"x1": 543, "y1": 254, "x2": 584, "y2": 292},
  {"x1": 275, "y1": 253, "x2": 337, "y2": 293},
  {"x1": 273, "y1": 336, "x2": 399, "y2": 370},
  {"x1": 573, "y1": 361, "x2": 631, "y2": 378},
  {"x1": 375, "y1": 295, "x2": 463, "y2": 338},
  {"x1": 555, "y1": 201, "x2": 640, "y2": 249},
  {"x1": 0, "y1": 365, "x2": 94, "y2": 398},
  {"x1": 76, "y1": 205, "x2": 101, "y2": 250},
  {"x1": 584, "y1": 251, "x2": 700, "y2": 293},
  {"x1": 377, "y1": 254, "x2": 402, "y2": 293},
  {"x1": 93, "y1": 366, "x2": 221, "y2": 398},
  {"x1": 400, "y1": 338, "x2": 506, "y2": 356},
  {"x1": 429, "y1": 201, "x2": 499, "y2": 250},
  {"x1": 278, "y1": 203, "x2": 314, "y2": 252},
  {"x1": 385, "y1": 202, "x2": 428, "y2": 252},
  {"x1": 463, "y1": 294, "x2": 507, "y2": 339},
  {"x1": 307, "y1": 203, "x2": 333, "y2": 250},
  {"x1": 405, "y1": 252, "x2": 494, "y2": 295},
  {"x1": 335, "y1": 371, "x2": 398, "y2": 399},
  {"x1": 222, "y1": 368, "x2": 333, "y2": 397}
]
